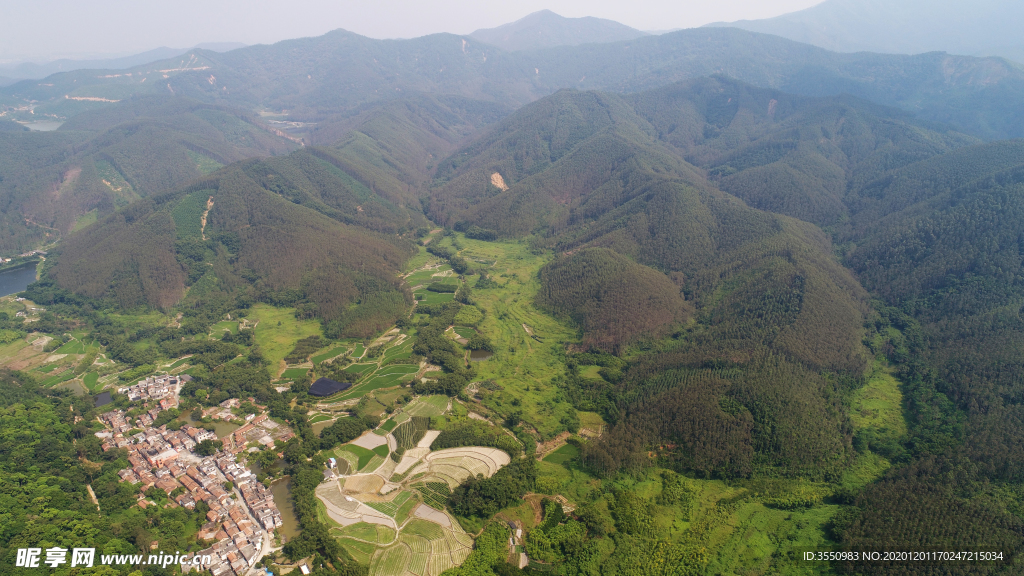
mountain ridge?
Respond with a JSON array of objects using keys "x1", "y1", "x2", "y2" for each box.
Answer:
[
  {"x1": 707, "y1": 0, "x2": 1024, "y2": 63},
  {"x1": 468, "y1": 10, "x2": 647, "y2": 52},
  {"x1": 4, "y1": 27, "x2": 1024, "y2": 140}
]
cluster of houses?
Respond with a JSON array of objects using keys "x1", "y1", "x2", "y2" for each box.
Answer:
[
  {"x1": 185, "y1": 454, "x2": 285, "y2": 576},
  {"x1": 98, "y1": 393, "x2": 289, "y2": 576},
  {"x1": 99, "y1": 418, "x2": 284, "y2": 576},
  {"x1": 118, "y1": 374, "x2": 189, "y2": 403}
]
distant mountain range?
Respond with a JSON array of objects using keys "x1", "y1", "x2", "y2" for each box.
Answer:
[
  {"x1": 707, "y1": 0, "x2": 1024, "y2": 63},
  {"x1": 3, "y1": 27, "x2": 1023, "y2": 141},
  {"x1": 0, "y1": 42, "x2": 246, "y2": 84},
  {"x1": 468, "y1": 10, "x2": 647, "y2": 52}
]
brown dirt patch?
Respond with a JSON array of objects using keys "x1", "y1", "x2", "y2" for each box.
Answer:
[{"x1": 344, "y1": 474, "x2": 384, "y2": 494}]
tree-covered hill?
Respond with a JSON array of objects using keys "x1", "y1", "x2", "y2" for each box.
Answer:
[
  {"x1": 5, "y1": 27, "x2": 1024, "y2": 139},
  {"x1": 536, "y1": 247, "x2": 692, "y2": 352},
  {"x1": 846, "y1": 152, "x2": 1024, "y2": 478},
  {"x1": 48, "y1": 151, "x2": 419, "y2": 338},
  {"x1": 0, "y1": 96, "x2": 297, "y2": 252},
  {"x1": 426, "y1": 83, "x2": 872, "y2": 481},
  {"x1": 632, "y1": 76, "x2": 980, "y2": 226},
  {"x1": 307, "y1": 93, "x2": 512, "y2": 208}
]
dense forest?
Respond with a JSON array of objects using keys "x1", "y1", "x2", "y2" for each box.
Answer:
[
  {"x1": 536, "y1": 248, "x2": 691, "y2": 352},
  {"x1": 47, "y1": 153, "x2": 418, "y2": 335}
]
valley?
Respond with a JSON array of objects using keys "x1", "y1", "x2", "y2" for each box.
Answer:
[{"x1": 4, "y1": 10, "x2": 1024, "y2": 576}]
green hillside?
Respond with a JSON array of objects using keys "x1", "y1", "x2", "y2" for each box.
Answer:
[
  {"x1": 47, "y1": 153, "x2": 418, "y2": 337},
  {"x1": 536, "y1": 248, "x2": 692, "y2": 352},
  {"x1": 428, "y1": 83, "x2": 872, "y2": 483},
  {"x1": 0, "y1": 96, "x2": 296, "y2": 252}
]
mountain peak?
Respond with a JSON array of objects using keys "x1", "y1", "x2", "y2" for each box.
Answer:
[{"x1": 469, "y1": 10, "x2": 646, "y2": 52}]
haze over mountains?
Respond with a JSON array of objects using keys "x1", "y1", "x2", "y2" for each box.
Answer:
[
  {"x1": 4, "y1": 25, "x2": 1023, "y2": 141},
  {"x1": 709, "y1": 0, "x2": 1024, "y2": 63},
  {"x1": 468, "y1": 10, "x2": 647, "y2": 52},
  {"x1": 0, "y1": 43, "x2": 246, "y2": 86}
]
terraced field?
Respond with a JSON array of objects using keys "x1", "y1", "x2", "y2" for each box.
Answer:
[
  {"x1": 404, "y1": 396, "x2": 448, "y2": 418},
  {"x1": 365, "y1": 490, "x2": 414, "y2": 517},
  {"x1": 280, "y1": 367, "x2": 309, "y2": 380},
  {"x1": 313, "y1": 346, "x2": 349, "y2": 364}
]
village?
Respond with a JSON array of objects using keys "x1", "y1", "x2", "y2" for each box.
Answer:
[{"x1": 97, "y1": 374, "x2": 293, "y2": 576}]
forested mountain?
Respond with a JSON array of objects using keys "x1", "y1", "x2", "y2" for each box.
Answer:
[
  {"x1": 422, "y1": 78, "x2": 1024, "y2": 562},
  {"x1": 468, "y1": 10, "x2": 647, "y2": 52},
  {"x1": 307, "y1": 93, "x2": 511, "y2": 207},
  {"x1": 4, "y1": 26, "x2": 1024, "y2": 139},
  {"x1": 48, "y1": 149, "x2": 419, "y2": 337},
  {"x1": 536, "y1": 248, "x2": 692, "y2": 352},
  {"x1": 0, "y1": 96, "x2": 296, "y2": 251},
  {"x1": 707, "y1": 0, "x2": 1024, "y2": 64},
  {"x1": 845, "y1": 145, "x2": 1024, "y2": 478},
  {"x1": 429, "y1": 84, "x2": 872, "y2": 480}
]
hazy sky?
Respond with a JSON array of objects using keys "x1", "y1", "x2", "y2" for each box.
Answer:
[{"x1": 1, "y1": 0, "x2": 823, "y2": 63}]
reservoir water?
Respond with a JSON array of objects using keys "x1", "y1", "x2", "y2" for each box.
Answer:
[
  {"x1": 469, "y1": 350, "x2": 493, "y2": 361},
  {"x1": 0, "y1": 262, "x2": 39, "y2": 297},
  {"x1": 269, "y1": 478, "x2": 301, "y2": 542},
  {"x1": 95, "y1": 391, "x2": 113, "y2": 407}
]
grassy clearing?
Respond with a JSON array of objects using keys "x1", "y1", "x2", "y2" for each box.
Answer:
[
  {"x1": 280, "y1": 367, "x2": 309, "y2": 380},
  {"x1": 55, "y1": 340, "x2": 86, "y2": 354},
  {"x1": 380, "y1": 419, "x2": 398, "y2": 432},
  {"x1": 83, "y1": 372, "x2": 101, "y2": 392},
  {"x1": 168, "y1": 357, "x2": 190, "y2": 369},
  {"x1": 71, "y1": 209, "x2": 98, "y2": 232},
  {"x1": 250, "y1": 304, "x2": 322, "y2": 370},
  {"x1": 542, "y1": 444, "x2": 579, "y2": 465},
  {"x1": 414, "y1": 291, "x2": 454, "y2": 305},
  {"x1": 212, "y1": 321, "x2": 239, "y2": 335},
  {"x1": 381, "y1": 340, "x2": 414, "y2": 364},
  {"x1": 394, "y1": 496, "x2": 419, "y2": 526},
  {"x1": 309, "y1": 414, "x2": 333, "y2": 424},
  {"x1": 370, "y1": 543, "x2": 410, "y2": 576},
  {"x1": 346, "y1": 363, "x2": 377, "y2": 374},
  {"x1": 352, "y1": 343, "x2": 366, "y2": 358},
  {"x1": 377, "y1": 525, "x2": 396, "y2": 545},
  {"x1": 402, "y1": 246, "x2": 435, "y2": 274},
  {"x1": 40, "y1": 370, "x2": 75, "y2": 388},
  {"x1": 313, "y1": 346, "x2": 348, "y2": 364},
  {"x1": 339, "y1": 445, "x2": 377, "y2": 469},
  {"x1": 851, "y1": 362, "x2": 907, "y2": 439},
  {"x1": 185, "y1": 150, "x2": 224, "y2": 175},
  {"x1": 405, "y1": 395, "x2": 448, "y2": 417},
  {"x1": 452, "y1": 326, "x2": 476, "y2": 339}
]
